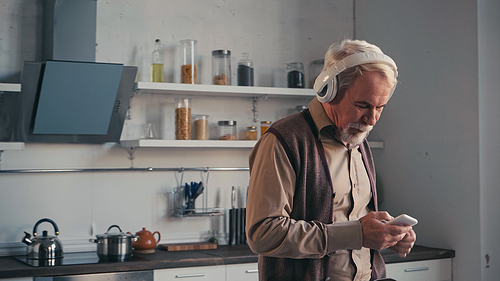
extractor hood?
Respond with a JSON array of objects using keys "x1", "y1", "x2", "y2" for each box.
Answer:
[{"x1": 10, "y1": 61, "x2": 137, "y2": 144}]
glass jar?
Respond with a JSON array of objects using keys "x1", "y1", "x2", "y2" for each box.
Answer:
[
  {"x1": 212, "y1": 50, "x2": 231, "y2": 85},
  {"x1": 180, "y1": 39, "x2": 197, "y2": 84},
  {"x1": 151, "y1": 39, "x2": 164, "y2": 82},
  {"x1": 218, "y1": 120, "x2": 237, "y2": 140},
  {"x1": 175, "y1": 98, "x2": 192, "y2": 140},
  {"x1": 260, "y1": 121, "x2": 272, "y2": 137},
  {"x1": 309, "y1": 59, "x2": 324, "y2": 89},
  {"x1": 295, "y1": 105, "x2": 308, "y2": 113},
  {"x1": 246, "y1": 126, "x2": 257, "y2": 140},
  {"x1": 193, "y1": 114, "x2": 209, "y2": 140},
  {"x1": 237, "y1": 53, "x2": 254, "y2": 86},
  {"x1": 287, "y1": 62, "x2": 305, "y2": 88}
]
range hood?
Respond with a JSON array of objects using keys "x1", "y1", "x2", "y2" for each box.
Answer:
[{"x1": 9, "y1": 61, "x2": 137, "y2": 144}]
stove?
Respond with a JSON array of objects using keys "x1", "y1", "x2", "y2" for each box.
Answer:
[{"x1": 14, "y1": 251, "x2": 148, "y2": 267}]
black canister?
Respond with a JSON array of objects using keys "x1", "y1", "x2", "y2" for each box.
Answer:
[
  {"x1": 287, "y1": 62, "x2": 305, "y2": 88},
  {"x1": 237, "y1": 53, "x2": 254, "y2": 86}
]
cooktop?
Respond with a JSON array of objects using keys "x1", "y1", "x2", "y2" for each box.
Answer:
[{"x1": 14, "y1": 252, "x2": 148, "y2": 267}]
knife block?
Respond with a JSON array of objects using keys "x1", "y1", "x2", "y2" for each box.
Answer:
[{"x1": 228, "y1": 207, "x2": 246, "y2": 245}]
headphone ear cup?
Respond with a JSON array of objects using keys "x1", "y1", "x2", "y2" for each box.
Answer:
[{"x1": 316, "y1": 76, "x2": 338, "y2": 103}]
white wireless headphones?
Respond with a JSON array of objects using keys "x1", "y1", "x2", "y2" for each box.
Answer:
[{"x1": 313, "y1": 52, "x2": 398, "y2": 103}]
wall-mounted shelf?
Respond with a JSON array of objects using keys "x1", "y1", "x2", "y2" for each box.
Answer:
[
  {"x1": 0, "y1": 83, "x2": 21, "y2": 92},
  {"x1": 121, "y1": 139, "x2": 257, "y2": 148},
  {"x1": 0, "y1": 142, "x2": 24, "y2": 151},
  {"x1": 120, "y1": 139, "x2": 384, "y2": 149},
  {"x1": 134, "y1": 82, "x2": 315, "y2": 99}
]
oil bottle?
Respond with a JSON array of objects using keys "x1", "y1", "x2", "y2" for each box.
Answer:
[{"x1": 151, "y1": 39, "x2": 164, "y2": 82}]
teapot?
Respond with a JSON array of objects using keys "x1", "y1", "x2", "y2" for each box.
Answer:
[
  {"x1": 129, "y1": 227, "x2": 161, "y2": 252},
  {"x1": 22, "y1": 218, "x2": 63, "y2": 259}
]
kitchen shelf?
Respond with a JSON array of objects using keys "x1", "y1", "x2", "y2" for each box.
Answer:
[
  {"x1": 121, "y1": 139, "x2": 257, "y2": 148},
  {"x1": 120, "y1": 139, "x2": 384, "y2": 149},
  {"x1": 0, "y1": 83, "x2": 21, "y2": 92},
  {"x1": 134, "y1": 82, "x2": 316, "y2": 98},
  {"x1": 0, "y1": 142, "x2": 24, "y2": 151}
]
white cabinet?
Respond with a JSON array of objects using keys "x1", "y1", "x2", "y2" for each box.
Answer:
[
  {"x1": 154, "y1": 265, "x2": 225, "y2": 281},
  {"x1": 385, "y1": 258, "x2": 452, "y2": 281},
  {"x1": 225, "y1": 263, "x2": 258, "y2": 281}
]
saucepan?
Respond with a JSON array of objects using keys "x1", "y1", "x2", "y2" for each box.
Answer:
[{"x1": 89, "y1": 225, "x2": 139, "y2": 261}]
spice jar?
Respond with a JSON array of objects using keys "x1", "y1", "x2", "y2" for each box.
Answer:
[
  {"x1": 218, "y1": 120, "x2": 237, "y2": 140},
  {"x1": 246, "y1": 126, "x2": 257, "y2": 140},
  {"x1": 260, "y1": 121, "x2": 272, "y2": 137},
  {"x1": 309, "y1": 59, "x2": 324, "y2": 89},
  {"x1": 175, "y1": 98, "x2": 192, "y2": 140},
  {"x1": 212, "y1": 50, "x2": 231, "y2": 85},
  {"x1": 237, "y1": 53, "x2": 254, "y2": 86},
  {"x1": 193, "y1": 114, "x2": 209, "y2": 140},
  {"x1": 287, "y1": 62, "x2": 305, "y2": 88},
  {"x1": 180, "y1": 39, "x2": 197, "y2": 84}
]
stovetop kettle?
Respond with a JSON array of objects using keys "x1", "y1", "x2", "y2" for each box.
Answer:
[{"x1": 22, "y1": 218, "x2": 63, "y2": 260}]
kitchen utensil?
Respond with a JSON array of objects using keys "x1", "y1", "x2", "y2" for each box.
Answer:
[
  {"x1": 129, "y1": 227, "x2": 161, "y2": 253},
  {"x1": 89, "y1": 225, "x2": 139, "y2": 261},
  {"x1": 22, "y1": 218, "x2": 63, "y2": 260},
  {"x1": 229, "y1": 186, "x2": 236, "y2": 245}
]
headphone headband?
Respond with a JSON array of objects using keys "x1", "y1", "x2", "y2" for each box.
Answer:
[{"x1": 314, "y1": 52, "x2": 398, "y2": 103}]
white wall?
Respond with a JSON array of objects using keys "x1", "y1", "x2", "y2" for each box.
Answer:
[
  {"x1": 356, "y1": 1, "x2": 488, "y2": 280},
  {"x1": 478, "y1": 0, "x2": 500, "y2": 280}
]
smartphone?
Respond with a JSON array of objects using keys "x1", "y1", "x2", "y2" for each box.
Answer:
[{"x1": 387, "y1": 214, "x2": 418, "y2": 226}]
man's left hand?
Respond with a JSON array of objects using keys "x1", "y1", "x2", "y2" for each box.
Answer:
[{"x1": 388, "y1": 228, "x2": 416, "y2": 258}]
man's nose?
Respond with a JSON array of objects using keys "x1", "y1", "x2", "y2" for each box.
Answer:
[{"x1": 363, "y1": 109, "x2": 378, "y2": 126}]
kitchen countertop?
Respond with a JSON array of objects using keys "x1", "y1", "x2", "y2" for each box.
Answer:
[{"x1": 0, "y1": 244, "x2": 454, "y2": 279}]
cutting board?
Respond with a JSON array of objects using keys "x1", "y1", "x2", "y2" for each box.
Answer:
[{"x1": 158, "y1": 242, "x2": 217, "y2": 252}]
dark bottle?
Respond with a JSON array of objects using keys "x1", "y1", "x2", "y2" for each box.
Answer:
[
  {"x1": 237, "y1": 53, "x2": 254, "y2": 86},
  {"x1": 287, "y1": 62, "x2": 305, "y2": 88}
]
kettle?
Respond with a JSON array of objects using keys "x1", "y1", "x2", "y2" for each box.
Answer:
[
  {"x1": 128, "y1": 227, "x2": 161, "y2": 252},
  {"x1": 22, "y1": 218, "x2": 63, "y2": 259}
]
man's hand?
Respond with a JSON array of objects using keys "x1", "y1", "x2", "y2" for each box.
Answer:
[
  {"x1": 359, "y1": 211, "x2": 412, "y2": 250},
  {"x1": 389, "y1": 228, "x2": 416, "y2": 258}
]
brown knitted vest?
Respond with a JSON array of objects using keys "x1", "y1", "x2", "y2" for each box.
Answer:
[{"x1": 258, "y1": 109, "x2": 386, "y2": 281}]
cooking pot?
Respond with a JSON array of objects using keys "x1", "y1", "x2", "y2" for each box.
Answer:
[
  {"x1": 22, "y1": 218, "x2": 63, "y2": 260},
  {"x1": 89, "y1": 225, "x2": 139, "y2": 261},
  {"x1": 128, "y1": 228, "x2": 161, "y2": 252}
]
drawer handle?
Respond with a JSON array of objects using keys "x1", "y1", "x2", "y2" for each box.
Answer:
[
  {"x1": 246, "y1": 269, "x2": 258, "y2": 273},
  {"x1": 404, "y1": 267, "x2": 429, "y2": 272},
  {"x1": 175, "y1": 273, "x2": 206, "y2": 278}
]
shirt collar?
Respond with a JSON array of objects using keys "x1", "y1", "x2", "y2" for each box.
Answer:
[{"x1": 308, "y1": 97, "x2": 343, "y2": 144}]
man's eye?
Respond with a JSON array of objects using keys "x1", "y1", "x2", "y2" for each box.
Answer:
[{"x1": 356, "y1": 104, "x2": 369, "y2": 109}]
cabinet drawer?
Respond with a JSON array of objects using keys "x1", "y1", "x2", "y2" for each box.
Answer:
[
  {"x1": 226, "y1": 263, "x2": 258, "y2": 281},
  {"x1": 385, "y1": 258, "x2": 452, "y2": 281},
  {"x1": 155, "y1": 265, "x2": 225, "y2": 281}
]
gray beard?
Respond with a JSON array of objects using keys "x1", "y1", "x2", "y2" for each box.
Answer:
[{"x1": 340, "y1": 123, "x2": 373, "y2": 147}]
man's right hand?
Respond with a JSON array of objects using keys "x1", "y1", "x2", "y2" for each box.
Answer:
[{"x1": 359, "y1": 211, "x2": 411, "y2": 250}]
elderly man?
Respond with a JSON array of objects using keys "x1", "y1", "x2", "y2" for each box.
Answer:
[{"x1": 246, "y1": 39, "x2": 416, "y2": 281}]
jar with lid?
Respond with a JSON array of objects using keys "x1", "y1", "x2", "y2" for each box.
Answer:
[
  {"x1": 180, "y1": 39, "x2": 197, "y2": 84},
  {"x1": 193, "y1": 114, "x2": 209, "y2": 140},
  {"x1": 246, "y1": 126, "x2": 257, "y2": 140},
  {"x1": 309, "y1": 59, "x2": 324, "y2": 88},
  {"x1": 175, "y1": 98, "x2": 192, "y2": 140},
  {"x1": 212, "y1": 50, "x2": 231, "y2": 85},
  {"x1": 260, "y1": 121, "x2": 272, "y2": 137},
  {"x1": 218, "y1": 120, "x2": 237, "y2": 140},
  {"x1": 237, "y1": 53, "x2": 254, "y2": 86},
  {"x1": 287, "y1": 62, "x2": 305, "y2": 88}
]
